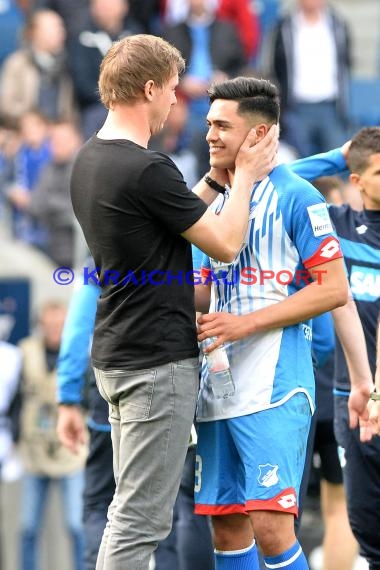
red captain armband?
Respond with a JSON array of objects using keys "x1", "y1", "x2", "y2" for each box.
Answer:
[{"x1": 304, "y1": 237, "x2": 342, "y2": 269}]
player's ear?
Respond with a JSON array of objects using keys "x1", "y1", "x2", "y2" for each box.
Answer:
[
  {"x1": 349, "y1": 172, "x2": 362, "y2": 191},
  {"x1": 253, "y1": 123, "x2": 269, "y2": 143},
  {"x1": 144, "y1": 80, "x2": 155, "y2": 101}
]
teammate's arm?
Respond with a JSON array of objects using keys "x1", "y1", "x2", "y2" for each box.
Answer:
[
  {"x1": 290, "y1": 146, "x2": 348, "y2": 181},
  {"x1": 369, "y1": 317, "x2": 380, "y2": 434},
  {"x1": 194, "y1": 282, "x2": 211, "y2": 314},
  {"x1": 57, "y1": 281, "x2": 99, "y2": 453},
  {"x1": 332, "y1": 297, "x2": 374, "y2": 441},
  {"x1": 197, "y1": 258, "x2": 348, "y2": 351},
  {"x1": 193, "y1": 249, "x2": 212, "y2": 313}
]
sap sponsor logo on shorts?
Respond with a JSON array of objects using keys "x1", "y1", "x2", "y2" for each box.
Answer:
[
  {"x1": 350, "y1": 265, "x2": 380, "y2": 302},
  {"x1": 277, "y1": 492, "x2": 297, "y2": 509},
  {"x1": 257, "y1": 464, "x2": 279, "y2": 487},
  {"x1": 307, "y1": 203, "x2": 333, "y2": 237}
]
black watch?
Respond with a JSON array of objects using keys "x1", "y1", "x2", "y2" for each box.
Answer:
[{"x1": 204, "y1": 175, "x2": 226, "y2": 194}]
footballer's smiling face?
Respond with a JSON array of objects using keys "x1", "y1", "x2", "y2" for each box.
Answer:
[{"x1": 206, "y1": 99, "x2": 254, "y2": 172}]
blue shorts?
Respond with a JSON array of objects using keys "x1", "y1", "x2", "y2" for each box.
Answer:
[{"x1": 194, "y1": 392, "x2": 312, "y2": 517}]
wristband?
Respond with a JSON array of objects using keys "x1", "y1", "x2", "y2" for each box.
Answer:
[
  {"x1": 204, "y1": 175, "x2": 226, "y2": 194},
  {"x1": 370, "y1": 390, "x2": 380, "y2": 401}
]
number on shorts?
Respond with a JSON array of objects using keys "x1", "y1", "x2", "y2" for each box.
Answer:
[{"x1": 194, "y1": 454, "x2": 202, "y2": 492}]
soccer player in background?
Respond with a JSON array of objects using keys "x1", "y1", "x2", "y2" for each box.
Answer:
[{"x1": 332, "y1": 127, "x2": 380, "y2": 570}]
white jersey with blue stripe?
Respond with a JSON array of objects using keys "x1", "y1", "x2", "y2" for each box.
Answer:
[{"x1": 197, "y1": 163, "x2": 342, "y2": 422}]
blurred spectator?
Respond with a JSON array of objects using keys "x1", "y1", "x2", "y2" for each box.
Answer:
[
  {"x1": 162, "y1": 0, "x2": 246, "y2": 176},
  {"x1": 270, "y1": 0, "x2": 351, "y2": 157},
  {"x1": 161, "y1": 0, "x2": 197, "y2": 25},
  {"x1": 67, "y1": 0, "x2": 143, "y2": 140},
  {"x1": 31, "y1": 0, "x2": 90, "y2": 41},
  {"x1": 312, "y1": 174, "x2": 345, "y2": 206},
  {"x1": 0, "y1": 340, "x2": 22, "y2": 475},
  {"x1": 162, "y1": 0, "x2": 260, "y2": 61},
  {"x1": 150, "y1": 96, "x2": 198, "y2": 189},
  {"x1": 253, "y1": 0, "x2": 280, "y2": 67},
  {"x1": 217, "y1": 0, "x2": 260, "y2": 62},
  {"x1": 0, "y1": 0, "x2": 25, "y2": 69},
  {"x1": 6, "y1": 110, "x2": 51, "y2": 248},
  {"x1": 16, "y1": 301, "x2": 87, "y2": 570},
  {"x1": 14, "y1": 0, "x2": 34, "y2": 11},
  {"x1": 25, "y1": 120, "x2": 83, "y2": 268},
  {"x1": 129, "y1": 0, "x2": 161, "y2": 33},
  {"x1": 0, "y1": 9, "x2": 77, "y2": 121},
  {"x1": 277, "y1": 138, "x2": 299, "y2": 164},
  {"x1": 0, "y1": 116, "x2": 22, "y2": 216}
]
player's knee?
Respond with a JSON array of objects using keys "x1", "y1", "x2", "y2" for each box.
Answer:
[
  {"x1": 212, "y1": 514, "x2": 252, "y2": 551},
  {"x1": 251, "y1": 511, "x2": 295, "y2": 555}
]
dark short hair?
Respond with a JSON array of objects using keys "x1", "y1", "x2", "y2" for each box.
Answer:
[
  {"x1": 347, "y1": 127, "x2": 380, "y2": 173},
  {"x1": 208, "y1": 77, "x2": 280, "y2": 124}
]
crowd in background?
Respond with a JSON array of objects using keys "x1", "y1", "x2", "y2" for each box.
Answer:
[
  {"x1": 0, "y1": 1, "x2": 379, "y2": 569},
  {"x1": 0, "y1": 0, "x2": 378, "y2": 270}
]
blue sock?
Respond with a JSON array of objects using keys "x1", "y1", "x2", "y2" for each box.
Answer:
[
  {"x1": 263, "y1": 541, "x2": 309, "y2": 569},
  {"x1": 215, "y1": 541, "x2": 259, "y2": 569}
]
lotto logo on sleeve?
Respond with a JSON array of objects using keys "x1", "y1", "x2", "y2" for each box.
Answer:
[
  {"x1": 307, "y1": 203, "x2": 333, "y2": 237},
  {"x1": 303, "y1": 236, "x2": 342, "y2": 268},
  {"x1": 319, "y1": 239, "x2": 341, "y2": 259}
]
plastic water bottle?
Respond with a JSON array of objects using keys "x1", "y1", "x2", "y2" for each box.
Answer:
[{"x1": 202, "y1": 337, "x2": 235, "y2": 399}]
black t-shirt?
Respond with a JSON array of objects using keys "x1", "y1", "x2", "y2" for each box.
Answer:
[{"x1": 70, "y1": 136, "x2": 207, "y2": 370}]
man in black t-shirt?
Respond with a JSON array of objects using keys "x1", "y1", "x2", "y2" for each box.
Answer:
[{"x1": 66, "y1": 34, "x2": 277, "y2": 569}]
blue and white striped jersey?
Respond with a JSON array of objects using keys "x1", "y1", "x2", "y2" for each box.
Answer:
[{"x1": 197, "y1": 163, "x2": 342, "y2": 422}]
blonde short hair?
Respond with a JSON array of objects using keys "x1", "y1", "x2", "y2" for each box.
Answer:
[{"x1": 98, "y1": 34, "x2": 185, "y2": 109}]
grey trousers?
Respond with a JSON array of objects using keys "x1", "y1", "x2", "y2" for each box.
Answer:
[{"x1": 93, "y1": 358, "x2": 199, "y2": 570}]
